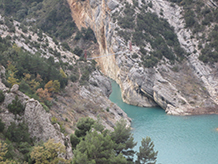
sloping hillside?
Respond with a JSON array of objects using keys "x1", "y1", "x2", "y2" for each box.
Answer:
[{"x1": 0, "y1": 3, "x2": 131, "y2": 162}]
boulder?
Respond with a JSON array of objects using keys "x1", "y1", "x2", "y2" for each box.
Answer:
[
  {"x1": 11, "y1": 84, "x2": 19, "y2": 93},
  {"x1": 107, "y1": 0, "x2": 119, "y2": 10}
]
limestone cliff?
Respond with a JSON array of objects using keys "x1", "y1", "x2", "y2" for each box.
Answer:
[{"x1": 68, "y1": 0, "x2": 218, "y2": 115}]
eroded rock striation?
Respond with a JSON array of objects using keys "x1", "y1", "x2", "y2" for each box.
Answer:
[{"x1": 68, "y1": 0, "x2": 218, "y2": 115}]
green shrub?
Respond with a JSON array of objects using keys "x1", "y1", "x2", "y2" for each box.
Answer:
[
  {"x1": 132, "y1": 53, "x2": 138, "y2": 59},
  {"x1": 82, "y1": 27, "x2": 97, "y2": 43},
  {"x1": 70, "y1": 74, "x2": 79, "y2": 82},
  {"x1": 148, "y1": 1, "x2": 153, "y2": 8},
  {"x1": 0, "y1": 90, "x2": 5, "y2": 103},
  {"x1": 20, "y1": 24, "x2": 28, "y2": 33},
  {"x1": 44, "y1": 100, "x2": 52, "y2": 109},
  {"x1": 40, "y1": 102, "x2": 49, "y2": 113},
  {"x1": 74, "y1": 31, "x2": 82, "y2": 40},
  {"x1": 19, "y1": 80, "x2": 32, "y2": 94},
  {"x1": 8, "y1": 96, "x2": 25, "y2": 116},
  {"x1": 117, "y1": 30, "x2": 131, "y2": 43},
  {"x1": 70, "y1": 134, "x2": 80, "y2": 149},
  {"x1": 5, "y1": 122, "x2": 30, "y2": 143},
  {"x1": 58, "y1": 122, "x2": 65, "y2": 133},
  {"x1": 61, "y1": 42, "x2": 71, "y2": 51},
  {"x1": 51, "y1": 116, "x2": 58, "y2": 124},
  {"x1": 74, "y1": 117, "x2": 95, "y2": 138},
  {"x1": 0, "y1": 119, "x2": 5, "y2": 132},
  {"x1": 73, "y1": 46, "x2": 83, "y2": 56}
]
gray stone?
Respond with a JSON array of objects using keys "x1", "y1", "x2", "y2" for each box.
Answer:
[
  {"x1": 90, "y1": 0, "x2": 98, "y2": 8},
  {"x1": 107, "y1": 0, "x2": 119, "y2": 10},
  {"x1": 24, "y1": 99, "x2": 73, "y2": 158},
  {"x1": 0, "y1": 66, "x2": 5, "y2": 78},
  {"x1": 89, "y1": 71, "x2": 112, "y2": 97},
  {"x1": 11, "y1": 84, "x2": 19, "y2": 93}
]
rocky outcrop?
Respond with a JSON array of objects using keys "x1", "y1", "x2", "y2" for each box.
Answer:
[
  {"x1": 0, "y1": 82, "x2": 73, "y2": 159},
  {"x1": 68, "y1": 0, "x2": 218, "y2": 115},
  {"x1": 24, "y1": 99, "x2": 73, "y2": 159},
  {"x1": 89, "y1": 71, "x2": 112, "y2": 97}
]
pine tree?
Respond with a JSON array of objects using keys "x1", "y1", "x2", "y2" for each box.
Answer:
[
  {"x1": 8, "y1": 96, "x2": 25, "y2": 116},
  {"x1": 71, "y1": 117, "x2": 158, "y2": 164},
  {"x1": 73, "y1": 131, "x2": 127, "y2": 164},
  {"x1": 110, "y1": 119, "x2": 137, "y2": 162},
  {"x1": 135, "y1": 137, "x2": 158, "y2": 164},
  {"x1": 74, "y1": 117, "x2": 95, "y2": 138}
]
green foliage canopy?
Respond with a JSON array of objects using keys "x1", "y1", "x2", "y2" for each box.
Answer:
[
  {"x1": 71, "y1": 118, "x2": 158, "y2": 164},
  {"x1": 7, "y1": 96, "x2": 25, "y2": 116}
]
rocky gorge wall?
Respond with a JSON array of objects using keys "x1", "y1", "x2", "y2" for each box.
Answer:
[{"x1": 68, "y1": 0, "x2": 218, "y2": 115}]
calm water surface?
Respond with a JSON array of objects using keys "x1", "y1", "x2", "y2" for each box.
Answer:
[{"x1": 109, "y1": 81, "x2": 218, "y2": 164}]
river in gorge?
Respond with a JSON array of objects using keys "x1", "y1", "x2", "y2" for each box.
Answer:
[{"x1": 109, "y1": 80, "x2": 218, "y2": 164}]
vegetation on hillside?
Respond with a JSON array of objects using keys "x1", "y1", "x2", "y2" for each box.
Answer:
[
  {"x1": 0, "y1": 0, "x2": 75, "y2": 40},
  {"x1": 0, "y1": 22, "x2": 97, "y2": 110},
  {"x1": 0, "y1": 35, "x2": 69, "y2": 107},
  {"x1": 0, "y1": 89, "x2": 72, "y2": 163},
  {"x1": 71, "y1": 117, "x2": 158, "y2": 164},
  {"x1": 0, "y1": 0, "x2": 97, "y2": 45},
  {"x1": 168, "y1": 0, "x2": 218, "y2": 64},
  {"x1": 0, "y1": 98, "x2": 33, "y2": 163},
  {"x1": 0, "y1": 117, "x2": 158, "y2": 163},
  {"x1": 113, "y1": 1, "x2": 186, "y2": 68}
]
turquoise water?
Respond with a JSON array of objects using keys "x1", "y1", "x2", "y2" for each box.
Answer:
[{"x1": 109, "y1": 81, "x2": 218, "y2": 164}]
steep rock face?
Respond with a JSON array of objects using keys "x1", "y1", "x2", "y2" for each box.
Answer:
[
  {"x1": 67, "y1": 0, "x2": 218, "y2": 115},
  {"x1": 89, "y1": 71, "x2": 112, "y2": 97},
  {"x1": 0, "y1": 82, "x2": 73, "y2": 159}
]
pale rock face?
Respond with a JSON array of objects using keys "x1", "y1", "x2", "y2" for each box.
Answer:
[
  {"x1": 89, "y1": 71, "x2": 112, "y2": 97},
  {"x1": 107, "y1": 0, "x2": 119, "y2": 10},
  {"x1": 0, "y1": 81, "x2": 73, "y2": 159},
  {"x1": 10, "y1": 84, "x2": 19, "y2": 93},
  {"x1": 90, "y1": 0, "x2": 99, "y2": 8},
  {"x1": 24, "y1": 99, "x2": 73, "y2": 158},
  {"x1": 67, "y1": 0, "x2": 218, "y2": 115},
  {"x1": 0, "y1": 66, "x2": 5, "y2": 80},
  {"x1": 165, "y1": 104, "x2": 189, "y2": 115},
  {"x1": 79, "y1": 81, "x2": 131, "y2": 129}
]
